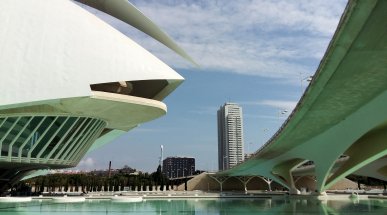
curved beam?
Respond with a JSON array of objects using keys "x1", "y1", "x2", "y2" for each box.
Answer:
[
  {"x1": 76, "y1": 0, "x2": 197, "y2": 65},
  {"x1": 272, "y1": 158, "x2": 305, "y2": 188},
  {"x1": 324, "y1": 124, "x2": 387, "y2": 189},
  {"x1": 254, "y1": 176, "x2": 273, "y2": 191},
  {"x1": 207, "y1": 174, "x2": 230, "y2": 192}
]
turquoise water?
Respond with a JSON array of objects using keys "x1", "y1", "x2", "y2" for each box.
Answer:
[{"x1": 0, "y1": 198, "x2": 386, "y2": 215}]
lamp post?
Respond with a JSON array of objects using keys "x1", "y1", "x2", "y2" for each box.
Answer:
[
  {"x1": 300, "y1": 73, "x2": 313, "y2": 95},
  {"x1": 278, "y1": 109, "x2": 288, "y2": 125},
  {"x1": 262, "y1": 128, "x2": 268, "y2": 145}
]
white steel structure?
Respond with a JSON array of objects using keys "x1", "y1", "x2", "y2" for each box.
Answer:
[
  {"x1": 0, "y1": 0, "x2": 192, "y2": 193},
  {"x1": 217, "y1": 103, "x2": 244, "y2": 170}
]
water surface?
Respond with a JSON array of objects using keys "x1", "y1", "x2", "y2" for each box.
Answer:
[{"x1": 0, "y1": 198, "x2": 386, "y2": 215}]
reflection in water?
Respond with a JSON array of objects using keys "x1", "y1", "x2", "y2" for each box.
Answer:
[{"x1": 0, "y1": 198, "x2": 386, "y2": 215}]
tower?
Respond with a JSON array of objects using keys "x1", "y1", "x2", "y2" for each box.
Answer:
[
  {"x1": 108, "y1": 161, "x2": 112, "y2": 178},
  {"x1": 160, "y1": 145, "x2": 164, "y2": 171},
  {"x1": 217, "y1": 103, "x2": 244, "y2": 170}
]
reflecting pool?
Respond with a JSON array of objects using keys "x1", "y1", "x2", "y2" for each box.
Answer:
[{"x1": 0, "y1": 198, "x2": 386, "y2": 215}]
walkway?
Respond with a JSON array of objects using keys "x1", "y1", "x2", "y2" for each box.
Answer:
[{"x1": 221, "y1": 0, "x2": 387, "y2": 194}]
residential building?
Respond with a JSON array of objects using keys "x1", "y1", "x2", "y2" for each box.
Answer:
[
  {"x1": 163, "y1": 157, "x2": 195, "y2": 179},
  {"x1": 217, "y1": 103, "x2": 244, "y2": 170}
]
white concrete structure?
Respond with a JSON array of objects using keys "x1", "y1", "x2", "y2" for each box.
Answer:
[
  {"x1": 217, "y1": 103, "x2": 244, "y2": 170},
  {"x1": 0, "y1": 0, "x2": 191, "y2": 193}
]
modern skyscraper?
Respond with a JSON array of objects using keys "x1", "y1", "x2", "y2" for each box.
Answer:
[{"x1": 217, "y1": 103, "x2": 244, "y2": 171}]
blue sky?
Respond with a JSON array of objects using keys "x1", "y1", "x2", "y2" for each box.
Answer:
[{"x1": 77, "y1": 0, "x2": 347, "y2": 172}]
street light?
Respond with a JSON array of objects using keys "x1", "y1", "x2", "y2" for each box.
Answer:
[
  {"x1": 262, "y1": 128, "x2": 269, "y2": 144},
  {"x1": 277, "y1": 109, "x2": 288, "y2": 124},
  {"x1": 300, "y1": 73, "x2": 313, "y2": 94}
]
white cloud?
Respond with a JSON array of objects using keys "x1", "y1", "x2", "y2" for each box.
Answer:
[
  {"x1": 242, "y1": 99, "x2": 298, "y2": 111},
  {"x1": 244, "y1": 113, "x2": 279, "y2": 120},
  {"x1": 78, "y1": 157, "x2": 96, "y2": 169},
  {"x1": 84, "y1": 0, "x2": 347, "y2": 84},
  {"x1": 260, "y1": 100, "x2": 298, "y2": 111}
]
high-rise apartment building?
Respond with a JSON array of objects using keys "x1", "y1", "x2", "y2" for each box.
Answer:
[
  {"x1": 163, "y1": 157, "x2": 195, "y2": 179},
  {"x1": 217, "y1": 103, "x2": 244, "y2": 171}
]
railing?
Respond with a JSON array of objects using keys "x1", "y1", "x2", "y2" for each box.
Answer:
[{"x1": 222, "y1": 75, "x2": 316, "y2": 173}]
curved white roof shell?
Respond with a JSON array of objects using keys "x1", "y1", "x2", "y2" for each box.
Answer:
[
  {"x1": 0, "y1": 0, "x2": 190, "y2": 187},
  {"x1": 0, "y1": 0, "x2": 183, "y2": 108}
]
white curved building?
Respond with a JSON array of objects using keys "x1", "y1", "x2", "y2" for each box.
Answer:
[{"x1": 0, "y1": 0, "x2": 190, "y2": 193}]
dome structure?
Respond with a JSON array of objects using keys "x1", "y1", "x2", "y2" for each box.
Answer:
[{"x1": 0, "y1": 0, "x2": 190, "y2": 193}]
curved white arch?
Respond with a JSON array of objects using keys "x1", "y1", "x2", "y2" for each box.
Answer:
[{"x1": 76, "y1": 0, "x2": 197, "y2": 65}]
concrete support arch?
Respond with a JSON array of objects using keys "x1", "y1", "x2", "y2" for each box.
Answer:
[
  {"x1": 235, "y1": 176, "x2": 254, "y2": 192},
  {"x1": 257, "y1": 176, "x2": 273, "y2": 191},
  {"x1": 207, "y1": 175, "x2": 230, "y2": 192},
  {"x1": 272, "y1": 158, "x2": 306, "y2": 194},
  {"x1": 312, "y1": 91, "x2": 387, "y2": 193},
  {"x1": 325, "y1": 124, "x2": 387, "y2": 189}
]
